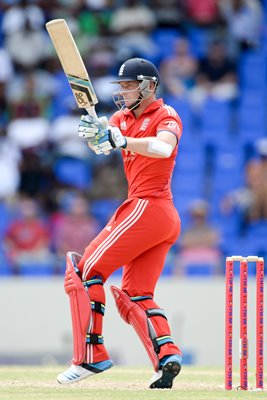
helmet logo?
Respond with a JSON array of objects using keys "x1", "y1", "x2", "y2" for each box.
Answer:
[{"x1": 118, "y1": 63, "x2": 125, "y2": 76}]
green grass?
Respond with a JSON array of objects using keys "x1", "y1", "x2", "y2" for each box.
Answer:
[{"x1": 0, "y1": 365, "x2": 265, "y2": 400}]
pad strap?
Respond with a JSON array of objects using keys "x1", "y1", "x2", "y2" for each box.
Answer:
[
  {"x1": 153, "y1": 335, "x2": 174, "y2": 353},
  {"x1": 83, "y1": 277, "x2": 104, "y2": 287},
  {"x1": 146, "y1": 308, "x2": 167, "y2": 319},
  {"x1": 86, "y1": 334, "x2": 104, "y2": 344},
  {"x1": 130, "y1": 295, "x2": 153, "y2": 302},
  {"x1": 91, "y1": 301, "x2": 105, "y2": 315}
]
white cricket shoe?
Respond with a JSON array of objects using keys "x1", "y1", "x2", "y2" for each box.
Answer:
[{"x1": 57, "y1": 360, "x2": 113, "y2": 385}]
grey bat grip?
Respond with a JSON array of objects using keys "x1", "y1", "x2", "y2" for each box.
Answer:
[{"x1": 86, "y1": 107, "x2": 97, "y2": 118}]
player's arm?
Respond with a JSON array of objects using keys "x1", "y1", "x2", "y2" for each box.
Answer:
[
  {"x1": 84, "y1": 123, "x2": 177, "y2": 158},
  {"x1": 124, "y1": 131, "x2": 178, "y2": 158},
  {"x1": 78, "y1": 115, "x2": 179, "y2": 157}
]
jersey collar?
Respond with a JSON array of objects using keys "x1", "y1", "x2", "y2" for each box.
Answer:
[{"x1": 125, "y1": 98, "x2": 164, "y2": 118}]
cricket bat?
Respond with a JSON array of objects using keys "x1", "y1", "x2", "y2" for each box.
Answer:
[{"x1": 46, "y1": 19, "x2": 98, "y2": 118}]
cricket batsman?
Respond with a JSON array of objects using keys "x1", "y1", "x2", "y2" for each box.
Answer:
[{"x1": 58, "y1": 58, "x2": 183, "y2": 389}]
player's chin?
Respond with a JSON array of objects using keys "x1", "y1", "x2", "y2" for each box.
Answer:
[
  {"x1": 125, "y1": 102, "x2": 138, "y2": 111},
  {"x1": 124, "y1": 98, "x2": 135, "y2": 107}
]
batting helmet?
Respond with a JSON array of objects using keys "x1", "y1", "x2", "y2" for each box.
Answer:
[{"x1": 111, "y1": 58, "x2": 160, "y2": 86}]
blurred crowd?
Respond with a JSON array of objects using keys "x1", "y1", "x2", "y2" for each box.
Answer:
[{"x1": 0, "y1": 0, "x2": 266, "y2": 277}]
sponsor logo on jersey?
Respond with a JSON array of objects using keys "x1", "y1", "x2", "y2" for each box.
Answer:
[
  {"x1": 140, "y1": 118, "x2": 150, "y2": 131},
  {"x1": 120, "y1": 121, "x2": 127, "y2": 130},
  {"x1": 166, "y1": 120, "x2": 179, "y2": 130}
]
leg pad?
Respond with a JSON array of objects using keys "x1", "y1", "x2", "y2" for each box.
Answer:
[
  {"x1": 110, "y1": 285, "x2": 159, "y2": 371},
  {"x1": 65, "y1": 252, "x2": 92, "y2": 365}
]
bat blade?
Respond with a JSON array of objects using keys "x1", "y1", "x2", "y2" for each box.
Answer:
[{"x1": 46, "y1": 19, "x2": 98, "y2": 116}]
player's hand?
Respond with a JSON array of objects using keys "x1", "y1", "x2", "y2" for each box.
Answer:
[
  {"x1": 87, "y1": 137, "x2": 105, "y2": 155},
  {"x1": 78, "y1": 115, "x2": 108, "y2": 139},
  {"x1": 93, "y1": 127, "x2": 127, "y2": 153}
]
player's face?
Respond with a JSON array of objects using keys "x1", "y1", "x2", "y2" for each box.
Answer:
[
  {"x1": 119, "y1": 81, "x2": 140, "y2": 107},
  {"x1": 112, "y1": 80, "x2": 148, "y2": 111}
]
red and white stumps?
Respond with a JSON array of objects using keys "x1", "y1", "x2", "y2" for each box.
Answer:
[
  {"x1": 239, "y1": 258, "x2": 248, "y2": 390},
  {"x1": 256, "y1": 258, "x2": 264, "y2": 390},
  {"x1": 225, "y1": 255, "x2": 264, "y2": 391},
  {"x1": 225, "y1": 257, "x2": 234, "y2": 390}
]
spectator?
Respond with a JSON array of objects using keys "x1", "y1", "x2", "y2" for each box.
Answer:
[
  {"x1": 3, "y1": 2, "x2": 49, "y2": 71},
  {"x1": 189, "y1": 40, "x2": 238, "y2": 111},
  {"x1": 159, "y1": 37, "x2": 198, "y2": 96},
  {"x1": 18, "y1": 148, "x2": 53, "y2": 200},
  {"x1": 0, "y1": 130, "x2": 20, "y2": 199},
  {"x1": 0, "y1": 47, "x2": 13, "y2": 127},
  {"x1": 109, "y1": 0, "x2": 158, "y2": 61},
  {"x1": 51, "y1": 192, "x2": 101, "y2": 271},
  {"x1": 255, "y1": 138, "x2": 267, "y2": 181},
  {"x1": 7, "y1": 114, "x2": 50, "y2": 148},
  {"x1": 2, "y1": 0, "x2": 45, "y2": 36},
  {"x1": 49, "y1": 105, "x2": 90, "y2": 161},
  {"x1": 175, "y1": 199, "x2": 222, "y2": 275},
  {"x1": 0, "y1": 82, "x2": 9, "y2": 128},
  {"x1": 84, "y1": 40, "x2": 118, "y2": 113},
  {"x1": 0, "y1": 47, "x2": 13, "y2": 83},
  {"x1": 184, "y1": 0, "x2": 221, "y2": 27},
  {"x1": 3, "y1": 196, "x2": 54, "y2": 274},
  {"x1": 221, "y1": 159, "x2": 267, "y2": 231},
  {"x1": 78, "y1": 0, "x2": 115, "y2": 37},
  {"x1": 89, "y1": 152, "x2": 127, "y2": 201},
  {"x1": 7, "y1": 69, "x2": 53, "y2": 119},
  {"x1": 148, "y1": 0, "x2": 185, "y2": 30},
  {"x1": 218, "y1": 0, "x2": 263, "y2": 56}
]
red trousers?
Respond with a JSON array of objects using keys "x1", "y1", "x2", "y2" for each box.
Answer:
[
  {"x1": 78, "y1": 197, "x2": 181, "y2": 363},
  {"x1": 79, "y1": 197, "x2": 180, "y2": 294}
]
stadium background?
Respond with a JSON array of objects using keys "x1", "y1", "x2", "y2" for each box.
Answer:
[{"x1": 0, "y1": 0, "x2": 267, "y2": 368}]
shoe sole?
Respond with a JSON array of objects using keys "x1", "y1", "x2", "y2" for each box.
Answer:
[{"x1": 149, "y1": 361, "x2": 181, "y2": 389}]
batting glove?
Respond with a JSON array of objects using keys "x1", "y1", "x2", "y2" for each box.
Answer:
[
  {"x1": 78, "y1": 115, "x2": 109, "y2": 139},
  {"x1": 93, "y1": 127, "x2": 127, "y2": 153},
  {"x1": 87, "y1": 137, "x2": 105, "y2": 155}
]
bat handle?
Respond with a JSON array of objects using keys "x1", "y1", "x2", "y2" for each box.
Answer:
[{"x1": 85, "y1": 107, "x2": 98, "y2": 119}]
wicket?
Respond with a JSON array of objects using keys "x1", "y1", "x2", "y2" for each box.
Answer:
[{"x1": 225, "y1": 255, "x2": 264, "y2": 390}]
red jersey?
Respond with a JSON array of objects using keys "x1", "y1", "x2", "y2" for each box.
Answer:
[
  {"x1": 109, "y1": 98, "x2": 182, "y2": 199},
  {"x1": 186, "y1": 0, "x2": 219, "y2": 24},
  {"x1": 5, "y1": 220, "x2": 49, "y2": 250}
]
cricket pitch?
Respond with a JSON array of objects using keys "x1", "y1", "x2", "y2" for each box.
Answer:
[{"x1": 0, "y1": 365, "x2": 265, "y2": 400}]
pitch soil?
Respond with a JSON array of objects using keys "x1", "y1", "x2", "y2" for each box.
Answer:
[{"x1": 0, "y1": 366, "x2": 265, "y2": 400}]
